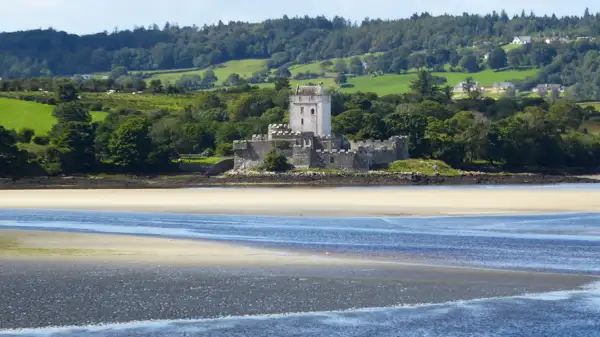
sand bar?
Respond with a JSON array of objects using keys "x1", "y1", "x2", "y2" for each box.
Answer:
[
  {"x1": 1, "y1": 230, "x2": 597, "y2": 329},
  {"x1": 1, "y1": 188, "x2": 600, "y2": 216}
]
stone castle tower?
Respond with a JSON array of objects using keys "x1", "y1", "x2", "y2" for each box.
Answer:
[
  {"x1": 232, "y1": 84, "x2": 409, "y2": 172},
  {"x1": 289, "y1": 84, "x2": 331, "y2": 137}
]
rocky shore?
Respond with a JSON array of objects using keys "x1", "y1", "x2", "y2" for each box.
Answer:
[{"x1": 0, "y1": 171, "x2": 597, "y2": 190}]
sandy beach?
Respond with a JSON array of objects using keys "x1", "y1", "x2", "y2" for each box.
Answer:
[
  {"x1": 1, "y1": 187, "x2": 600, "y2": 216},
  {"x1": 1, "y1": 229, "x2": 597, "y2": 329}
]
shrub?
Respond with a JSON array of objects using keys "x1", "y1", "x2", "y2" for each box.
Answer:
[
  {"x1": 388, "y1": 159, "x2": 462, "y2": 176},
  {"x1": 17, "y1": 128, "x2": 35, "y2": 143},
  {"x1": 32, "y1": 135, "x2": 50, "y2": 145},
  {"x1": 89, "y1": 102, "x2": 103, "y2": 111},
  {"x1": 261, "y1": 150, "x2": 290, "y2": 172},
  {"x1": 216, "y1": 142, "x2": 233, "y2": 156}
]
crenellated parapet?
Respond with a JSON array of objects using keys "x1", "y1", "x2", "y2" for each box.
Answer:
[
  {"x1": 251, "y1": 134, "x2": 269, "y2": 141},
  {"x1": 315, "y1": 149, "x2": 357, "y2": 154}
]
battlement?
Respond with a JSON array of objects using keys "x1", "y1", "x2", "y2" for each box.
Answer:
[
  {"x1": 271, "y1": 131, "x2": 301, "y2": 136},
  {"x1": 251, "y1": 134, "x2": 269, "y2": 141},
  {"x1": 351, "y1": 136, "x2": 407, "y2": 150},
  {"x1": 315, "y1": 149, "x2": 357, "y2": 154},
  {"x1": 269, "y1": 123, "x2": 291, "y2": 130}
]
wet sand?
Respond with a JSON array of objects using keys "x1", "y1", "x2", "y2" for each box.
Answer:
[
  {"x1": 2, "y1": 188, "x2": 600, "y2": 216},
  {"x1": 0, "y1": 230, "x2": 597, "y2": 329}
]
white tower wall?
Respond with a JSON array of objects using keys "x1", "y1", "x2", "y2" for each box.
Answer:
[{"x1": 289, "y1": 85, "x2": 331, "y2": 137}]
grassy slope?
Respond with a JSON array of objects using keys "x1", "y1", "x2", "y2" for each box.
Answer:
[
  {"x1": 143, "y1": 59, "x2": 267, "y2": 85},
  {"x1": 502, "y1": 44, "x2": 524, "y2": 52},
  {"x1": 0, "y1": 98, "x2": 107, "y2": 134}
]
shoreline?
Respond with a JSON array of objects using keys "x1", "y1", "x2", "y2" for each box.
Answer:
[
  {"x1": 0, "y1": 172, "x2": 597, "y2": 190},
  {"x1": 2, "y1": 188, "x2": 600, "y2": 217},
  {"x1": 0, "y1": 229, "x2": 597, "y2": 330}
]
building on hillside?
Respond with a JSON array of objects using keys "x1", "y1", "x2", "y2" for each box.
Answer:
[
  {"x1": 544, "y1": 37, "x2": 572, "y2": 44},
  {"x1": 532, "y1": 84, "x2": 565, "y2": 93},
  {"x1": 493, "y1": 82, "x2": 515, "y2": 91},
  {"x1": 512, "y1": 36, "x2": 532, "y2": 44},
  {"x1": 453, "y1": 81, "x2": 481, "y2": 92},
  {"x1": 233, "y1": 84, "x2": 409, "y2": 172}
]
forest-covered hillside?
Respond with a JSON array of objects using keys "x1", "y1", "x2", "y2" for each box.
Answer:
[{"x1": 2, "y1": 10, "x2": 600, "y2": 79}]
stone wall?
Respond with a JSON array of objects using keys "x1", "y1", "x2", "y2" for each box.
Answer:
[
  {"x1": 233, "y1": 139, "x2": 274, "y2": 170},
  {"x1": 234, "y1": 133, "x2": 409, "y2": 172},
  {"x1": 313, "y1": 150, "x2": 369, "y2": 172}
]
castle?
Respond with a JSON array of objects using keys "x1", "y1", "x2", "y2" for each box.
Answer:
[{"x1": 233, "y1": 84, "x2": 409, "y2": 172}]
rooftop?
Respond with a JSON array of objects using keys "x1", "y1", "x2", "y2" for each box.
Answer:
[{"x1": 295, "y1": 84, "x2": 324, "y2": 96}]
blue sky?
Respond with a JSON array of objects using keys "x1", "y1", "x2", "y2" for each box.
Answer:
[{"x1": 2, "y1": 0, "x2": 597, "y2": 34}]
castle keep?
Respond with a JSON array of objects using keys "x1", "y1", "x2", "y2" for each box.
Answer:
[{"x1": 233, "y1": 84, "x2": 409, "y2": 172}]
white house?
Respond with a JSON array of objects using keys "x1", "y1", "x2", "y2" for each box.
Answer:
[
  {"x1": 493, "y1": 82, "x2": 515, "y2": 91},
  {"x1": 453, "y1": 81, "x2": 481, "y2": 92},
  {"x1": 512, "y1": 36, "x2": 532, "y2": 45}
]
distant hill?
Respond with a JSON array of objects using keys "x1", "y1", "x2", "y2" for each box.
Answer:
[{"x1": 1, "y1": 11, "x2": 599, "y2": 79}]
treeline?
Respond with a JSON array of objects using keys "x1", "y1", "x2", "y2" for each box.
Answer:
[
  {"x1": 2, "y1": 74, "x2": 600, "y2": 177},
  {"x1": 2, "y1": 10, "x2": 600, "y2": 78}
]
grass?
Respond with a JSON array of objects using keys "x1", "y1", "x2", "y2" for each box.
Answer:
[
  {"x1": 502, "y1": 44, "x2": 524, "y2": 52},
  {"x1": 335, "y1": 68, "x2": 537, "y2": 96},
  {"x1": 177, "y1": 156, "x2": 232, "y2": 165},
  {"x1": 143, "y1": 59, "x2": 267, "y2": 85},
  {"x1": 388, "y1": 159, "x2": 464, "y2": 176},
  {"x1": 0, "y1": 97, "x2": 107, "y2": 134}
]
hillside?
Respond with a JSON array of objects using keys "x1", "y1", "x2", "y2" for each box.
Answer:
[
  {"x1": 0, "y1": 98, "x2": 106, "y2": 134},
  {"x1": 0, "y1": 11, "x2": 599, "y2": 79}
]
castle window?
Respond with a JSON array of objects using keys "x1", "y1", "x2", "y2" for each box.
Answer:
[
  {"x1": 330, "y1": 156, "x2": 335, "y2": 164},
  {"x1": 301, "y1": 119, "x2": 304, "y2": 125},
  {"x1": 300, "y1": 107, "x2": 304, "y2": 114},
  {"x1": 311, "y1": 108, "x2": 315, "y2": 115}
]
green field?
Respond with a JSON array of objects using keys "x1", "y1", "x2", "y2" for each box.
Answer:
[
  {"x1": 0, "y1": 98, "x2": 107, "y2": 134},
  {"x1": 132, "y1": 53, "x2": 537, "y2": 97},
  {"x1": 142, "y1": 59, "x2": 267, "y2": 85},
  {"x1": 501, "y1": 44, "x2": 524, "y2": 52}
]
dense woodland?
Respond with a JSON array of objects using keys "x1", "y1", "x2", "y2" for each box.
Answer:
[
  {"x1": 3, "y1": 11, "x2": 600, "y2": 99},
  {"x1": 2, "y1": 73, "x2": 600, "y2": 177},
  {"x1": 1, "y1": 10, "x2": 600, "y2": 78}
]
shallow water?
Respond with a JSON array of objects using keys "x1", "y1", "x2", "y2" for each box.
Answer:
[{"x1": 1, "y1": 204, "x2": 600, "y2": 336}]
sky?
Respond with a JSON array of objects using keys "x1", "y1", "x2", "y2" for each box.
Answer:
[{"x1": 1, "y1": 0, "x2": 598, "y2": 35}]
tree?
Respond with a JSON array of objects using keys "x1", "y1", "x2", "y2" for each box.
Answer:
[
  {"x1": 201, "y1": 70, "x2": 218, "y2": 88},
  {"x1": 274, "y1": 67, "x2": 292, "y2": 78},
  {"x1": 349, "y1": 57, "x2": 364, "y2": 75},
  {"x1": 548, "y1": 101, "x2": 584, "y2": 132},
  {"x1": 335, "y1": 73, "x2": 348, "y2": 85},
  {"x1": 274, "y1": 77, "x2": 291, "y2": 91},
  {"x1": 52, "y1": 102, "x2": 91, "y2": 124},
  {"x1": 262, "y1": 150, "x2": 290, "y2": 172},
  {"x1": 459, "y1": 55, "x2": 479, "y2": 73},
  {"x1": 332, "y1": 109, "x2": 363, "y2": 136},
  {"x1": 409, "y1": 70, "x2": 440, "y2": 102},
  {"x1": 488, "y1": 47, "x2": 507, "y2": 69},
  {"x1": 17, "y1": 128, "x2": 35, "y2": 143},
  {"x1": 108, "y1": 118, "x2": 154, "y2": 170},
  {"x1": 55, "y1": 83, "x2": 79, "y2": 102},
  {"x1": 135, "y1": 79, "x2": 147, "y2": 91},
  {"x1": 334, "y1": 59, "x2": 348, "y2": 73},
  {"x1": 0, "y1": 126, "x2": 27, "y2": 176},
  {"x1": 320, "y1": 60, "x2": 334, "y2": 70},
  {"x1": 224, "y1": 73, "x2": 242, "y2": 86},
  {"x1": 150, "y1": 79, "x2": 163, "y2": 93},
  {"x1": 52, "y1": 122, "x2": 96, "y2": 173}
]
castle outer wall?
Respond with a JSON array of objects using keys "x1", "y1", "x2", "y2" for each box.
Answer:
[{"x1": 233, "y1": 125, "x2": 409, "y2": 172}]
